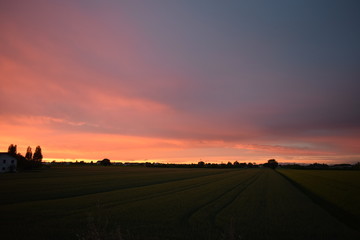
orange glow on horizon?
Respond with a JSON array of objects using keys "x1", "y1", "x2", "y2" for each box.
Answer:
[
  {"x1": 1, "y1": 1, "x2": 360, "y2": 165},
  {"x1": 1, "y1": 115, "x2": 359, "y2": 164}
]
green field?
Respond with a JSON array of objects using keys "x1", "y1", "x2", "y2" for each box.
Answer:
[
  {"x1": 0, "y1": 167, "x2": 359, "y2": 240},
  {"x1": 277, "y1": 169, "x2": 360, "y2": 227}
]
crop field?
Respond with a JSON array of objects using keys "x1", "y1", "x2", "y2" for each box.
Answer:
[
  {"x1": 0, "y1": 166, "x2": 359, "y2": 240},
  {"x1": 277, "y1": 169, "x2": 360, "y2": 229}
]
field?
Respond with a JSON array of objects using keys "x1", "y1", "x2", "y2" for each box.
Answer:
[
  {"x1": 277, "y1": 169, "x2": 360, "y2": 229},
  {"x1": 0, "y1": 166, "x2": 359, "y2": 240}
]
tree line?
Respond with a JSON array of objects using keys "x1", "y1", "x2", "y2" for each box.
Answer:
[
  {"x1": 280, "y1": 162, "x2": 360, "y2": 170},
  {"x1": 144, "y1": 159, "x2": 279, "y2": 169},
  {"x1": 48, "y1": 159, "x2": 279, "y2": 169},
  {"x1": 7, "y1": 144, "x2": 43, "y2": 170}
]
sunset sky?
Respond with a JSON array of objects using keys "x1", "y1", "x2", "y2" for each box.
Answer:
[{"x1": 1, "y1": 0, "x2": 360, "y2": 164}]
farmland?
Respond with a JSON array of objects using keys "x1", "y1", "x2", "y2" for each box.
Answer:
[
  {"x1": 0, "y1": 166, "x2": 359, "y2": 240},
  {"x1": 277, "y1": 169, "x2": 360, "y2": 229}
]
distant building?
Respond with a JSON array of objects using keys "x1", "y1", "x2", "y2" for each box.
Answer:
[{"x1": 0, "y1": 153, "x2": 17, "y2": 173}]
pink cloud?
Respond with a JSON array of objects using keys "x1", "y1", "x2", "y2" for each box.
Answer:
[
  {"x1": 1, "y1": 1, "x2": 359, "y2": 164},
  {"x1": 233, "y1": 143, "x2": 335, "y2": 156}
]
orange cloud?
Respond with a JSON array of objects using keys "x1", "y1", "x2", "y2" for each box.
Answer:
[
  {"x1": 233, "y1": 143, "x2": 334, "y2": 155},
  {"x1": 1, "y1": 115, "x2": 359, "y2": 164}
]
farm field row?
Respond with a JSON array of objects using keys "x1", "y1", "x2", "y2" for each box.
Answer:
[
  {"x1": 277, "y1": 169, "x2": 360, "y2": 229},
  {"x1": 0, "y1": 167, "x2": 359, "y2": 240},
  {"x1": 0, "y1": 166, "x2": 230, "y2": 205}
]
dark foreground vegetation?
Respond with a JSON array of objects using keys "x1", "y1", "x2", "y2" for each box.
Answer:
[{"x1": 1, "y1": 166, "x2": 359, "y2": 240}]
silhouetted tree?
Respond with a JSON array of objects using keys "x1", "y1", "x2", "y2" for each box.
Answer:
[
  {"x1": 6, "y1": 144, "x2": 43, "y2": 170},
  {"x1": 353, "y1": 162, "x2": 360, "y2": 170},
  {"x1": 264, "y1": 159, "x2": 278, "y2": 169},
  {"x1": 198, "y1": 161, "x2": 205, "y2": 167},
  {"x1": 307, "y1": 163, "x2": 328, "y2": 169},
  {"x1": 15, "y1": 153, "x2": 28, "y2": 170},
  {"x1": 239, "y1": 162, "x2": 247, "y2": 168},
  {"x1": 8, "y1": 144, "x2": 17, "y2": 156},
  {"x1": 100, "y1": 158, "x2": 111, "y2": 166},
  {"x1": 33, "y1": 146, "x2": 43, "y2": 162},
  {"x1": 233, "y1": 161, "x2": 240, "y2": 167},
  {"x1": 219, "y1": 163, "x2": 227, "y2": 168},
  {"x1": 25, "y1": 146, "x2": 33, "y2": 161},
  {"x1": 227, "y1": 161, "x2": 233, "y2": 167}
]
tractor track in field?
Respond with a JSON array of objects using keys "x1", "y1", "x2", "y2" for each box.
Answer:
[
  {"x1": 209, "y1": 170, "x2": 263, "y2": 227},
  {"x1": 183, "y1": 169, "x2": 263, "y2": 229},
  {"x1": 1, "y1": 170, "x2": 232, "y2": 206},
  {"x1": 104, "y1": 171, "x2": 243, "y2": 208}
]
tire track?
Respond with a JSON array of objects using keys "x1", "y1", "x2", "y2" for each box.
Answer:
[
  {"x1": 184, "y1": 169, "x2": 262, "y2": 229},
  {"x1": 1, "y1": 169, "x2": 230, "y2": 206},
  {"x1": 210, "y1": 169, "x2": 264, "y2": 227},
  {"x1": 104, "y1": 171, "x2": 240, "y2": 208}
]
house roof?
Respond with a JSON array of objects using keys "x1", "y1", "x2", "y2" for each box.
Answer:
[{"x1": 0, "y1": 152, "x2": 17, "y2": 159}]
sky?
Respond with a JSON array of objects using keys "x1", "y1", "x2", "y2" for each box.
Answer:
[{"x1": 1, "y1": 0, "x2": 360, "y2": 164}]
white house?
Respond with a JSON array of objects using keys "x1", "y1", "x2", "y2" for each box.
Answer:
[{"x1": 0, "y1": 153, "x2": 17, "y2": 173}]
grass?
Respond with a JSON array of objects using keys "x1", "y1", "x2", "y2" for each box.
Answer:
[
  {"x1": 277, "y1": 169, "x2": 360, "y2": 230},
  {"x1": 1, "y1": 166, "x2": 359, "y2": 240}
]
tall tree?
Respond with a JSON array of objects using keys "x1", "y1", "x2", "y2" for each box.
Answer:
[
  {"x1": 100, "y1": 158, "x2": 111, "y2": 166},
  {"x1": 198, "y1": 161, "x2": 205, "y2": 167},
  {"x1": 33, "y1": 146, "x2": 43, "y2": 162},
  {"x1": 25, "y1": 146, "x2": 33, "y2": 161},
  {"x1": 8, "y1": 144, "x2": 17, "y2": 156},
  {"x1": 266, "y1": 159, "x2": 278, "y2": 169},
  {"x1": 16, "y1": 153, "x2": 29, "y2": 170}
]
